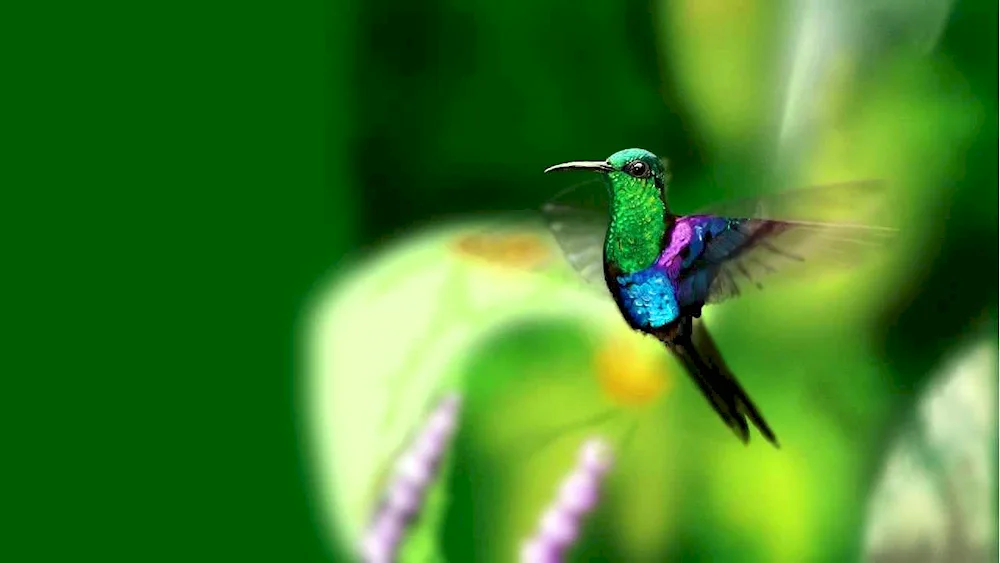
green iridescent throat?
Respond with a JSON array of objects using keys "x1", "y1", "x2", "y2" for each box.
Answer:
[{"x1": 604, "y1": 172, "x2": 668, "y2": 274}]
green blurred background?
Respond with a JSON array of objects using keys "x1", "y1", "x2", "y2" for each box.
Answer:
[{"x1": 8, "y1": 0, "x2": 996, "y2": 561}]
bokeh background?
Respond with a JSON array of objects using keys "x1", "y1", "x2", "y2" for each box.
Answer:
[
  {"x1": 310, "y1": 0, "x2": 999, "y2": 561},
  {"x1": 9, "y1": 0, "x2": 995, "y2": 562}
]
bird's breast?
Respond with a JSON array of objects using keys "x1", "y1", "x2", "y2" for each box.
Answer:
[{"x1": 613, "y1": 267, "x2": 680, "y2": 331}]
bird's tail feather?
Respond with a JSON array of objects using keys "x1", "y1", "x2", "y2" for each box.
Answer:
[{"x1": 665, "y1": 319, "x2": 779, "y2": 447}]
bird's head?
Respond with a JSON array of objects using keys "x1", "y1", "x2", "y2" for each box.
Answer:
[{"x1": 544, "y1": 148, "x2": 670, "y2": 205}]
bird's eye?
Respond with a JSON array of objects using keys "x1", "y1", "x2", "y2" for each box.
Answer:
[{"x1": 624, "y1": 160, "x2": 651, "y2": 178}]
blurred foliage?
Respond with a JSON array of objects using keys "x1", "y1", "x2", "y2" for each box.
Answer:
[{"x1": 319, "y1": 0, "x2": 998, "y2": 561}]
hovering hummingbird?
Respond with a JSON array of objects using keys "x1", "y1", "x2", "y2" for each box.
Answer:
[{"x1": 543, "y1": 148, "x2": 894, "y2": 447}]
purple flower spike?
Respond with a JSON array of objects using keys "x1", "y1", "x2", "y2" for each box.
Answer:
[
  {"x1": 359, "y1": 392, "x2": 464, "y2": 563},
  {"x1": 396, "y1": 451, "x2": 433, "y2": 487},
  {"x1": 558, "y1": 472, "x2": 599, "y2": 515},
  {"x1": 360, "y1": 533, "x2": 392, "y2": 563},
  {"x1": 521, "y1": 438, "x2": 614, "y2": 562},
  {"x1": 520, "y1": 538, "x2": 562, "y2": 563},
  {"x1": 372, "y1": 512, "x2": 404, "y2": 548},
  {"x1": 540, "y1": 507, "x2": 578, "y2": 547},
  {"x1": 579, "y1": 439, "x2": 612, "y2": 476},
  {"x1": 426, "y1": 408, "x2": 457, "y2": 440},
  {"x1": 387, "y1": 479, "x2": 422, "y2": 517},
  {"x1": 412, "y1": 431, "x2": 445, "y2": 464}
]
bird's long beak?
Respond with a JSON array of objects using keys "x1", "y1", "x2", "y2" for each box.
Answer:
[{"x1": 544, "y1": 160, "x2": 614, "y2": 174}]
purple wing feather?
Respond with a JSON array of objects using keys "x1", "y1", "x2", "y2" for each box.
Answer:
[
  {"x1": 671, "y1": 214, "x2": 896, "y2": 308},
  {"x1": 670, "y1": 179, "x2": 898, "y2": 307}
]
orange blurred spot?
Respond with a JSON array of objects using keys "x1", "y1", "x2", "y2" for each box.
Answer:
[
  {"x1": 451, "y1": 231, "x2": 551, "y2": 270},
  {"x1": 594, "y1": 332, "x2": 672, "y2": 407}
]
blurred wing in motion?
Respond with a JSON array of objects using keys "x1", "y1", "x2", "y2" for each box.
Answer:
[
  {"x1": 691, "y1": 179, "x2": 889, "y2": 224},
  {"x1": 676, "y1": 180, "x2": 898, "y2": 307},
  {"x1": 540, "y1": 178, "x2": 611, "y2": 291}
]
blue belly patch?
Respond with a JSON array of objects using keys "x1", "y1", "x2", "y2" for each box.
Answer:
[{"x1": 616, "y1": 268, "x2": 679, "y2": 329}]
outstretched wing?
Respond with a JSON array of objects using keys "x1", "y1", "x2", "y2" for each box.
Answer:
[
  {"x1": 540, "y1": 179, "x2": 610, "y2": 290},
  {"x1": 675, "y1": 180, "x2": 898, "y2": 307},
  {"x1": 689, "y1": 179, "x2": 889, "y2": 224}
]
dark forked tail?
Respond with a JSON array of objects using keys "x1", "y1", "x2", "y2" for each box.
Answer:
[{"x1": 664, "y1": 318, "x2": 779, "y2": 447}]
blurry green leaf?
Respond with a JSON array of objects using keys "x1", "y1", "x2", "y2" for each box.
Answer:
[{"x1": 304, "y1": 219, "x2": 634, "y2": 552}]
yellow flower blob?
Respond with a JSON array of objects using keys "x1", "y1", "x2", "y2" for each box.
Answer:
[{"x1": 594, "y1": 331, "x2": 673, "y2": 407}]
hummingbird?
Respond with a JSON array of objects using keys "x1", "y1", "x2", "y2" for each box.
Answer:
[{"x1": 543, "y1": 148, "x2": 894, "y2": 447}]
